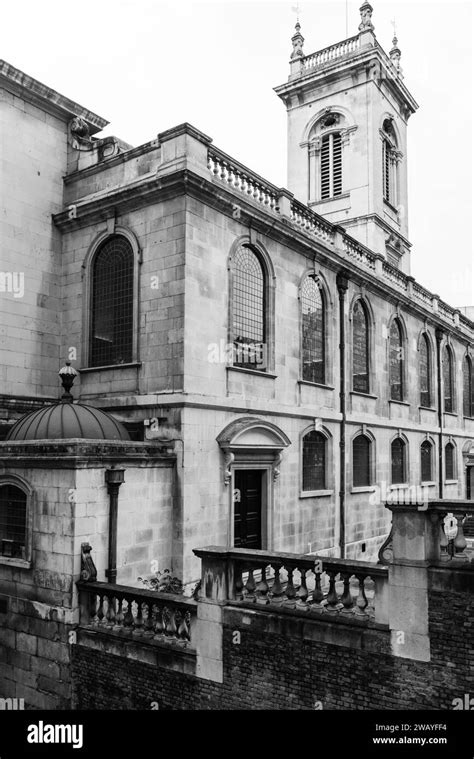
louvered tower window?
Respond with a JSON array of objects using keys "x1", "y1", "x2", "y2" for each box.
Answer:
[
  {"x1": 301, "y1": 276, "x2": 325, "y2": 384},
  {"x1": 353, "y1": 435, "x2": 371, "y2": 487},
  {"x1": 91, "y1": 236, "x2": 134, "y2": 367},
  {"x1": 232, "y1": 245, "x2": 266, "y2": 370},
  {"x1": 419, "y1": 333, "x2": 431, "y2": 407},
  {"x1": 352, "y1": 300, "x2": 369, "y2": 393},
  {"x1": 321, "y1": 133, "x2": 342, "y2": 199},
  {"x1": 389, "y1": 318, "x2": 404, "y2": 401},
  {"x1": 383, "y1": 139, "x2": 391, "y2": 202},
  {"x1": 421, "y1": 440, "x2": 433, "y2": 482},
  {"x1": 0, "y1": 485, "x2": 27, "y2": 559},
  {"x1": 302, "y1": 431, "x2": 326, "y2": 491},
  {"x1": 442, "y1": 346, "x2": 454, "y2": 413},
  {"x1": 445, "y1": 442, "x2": 455, "y2": 481},
  {"x1": 463, "y1": 356, "x2": 473, "y2": 418},
  {"x1": 391, "y1": 438, "x2": 406, "y2": 484}
]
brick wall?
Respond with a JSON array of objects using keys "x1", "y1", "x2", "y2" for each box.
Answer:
[{"x1": 70, "y1": 586, "x2": 473, "y2": 711}]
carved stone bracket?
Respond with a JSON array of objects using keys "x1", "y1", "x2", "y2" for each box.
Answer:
[
  {"x1": 68, "y1": 117, "x2": 93, "y2": 151},
  {"x1": 224, "y1": 452, "x2": 235, "y2": 486},
  {"x1": 377, "y1": 527, "x2": 393, "y2": 564},
  {"x1": 273, "y1": 452, "x2": 283, "y2": 482}
]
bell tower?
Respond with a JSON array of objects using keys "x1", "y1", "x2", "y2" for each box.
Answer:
[{"x1": 275, "y1": 3, "x2": 418, "y2": 272}]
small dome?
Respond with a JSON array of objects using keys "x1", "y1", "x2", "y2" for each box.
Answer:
[{"x1": 6, "y1": 402, "x2": 130, "y2": 442}]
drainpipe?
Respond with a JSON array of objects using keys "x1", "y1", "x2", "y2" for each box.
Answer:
[
  {"x1": 105, "y1": 466, "x2": 125, "y2": 584},
  {"x1": 336, "y1": 271, "x2": 349, "y2": 558},
  {"x1": 435, "y1": 328, "x2": 444, "y2": 499}
]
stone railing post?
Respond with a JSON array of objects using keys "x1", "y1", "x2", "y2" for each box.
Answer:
[
  {"x1": 277, "y1": 188, "x2": 294, "y2": 220},
  {"x1": 157, "y1": 123, "x2": 212, "y2": 181},
  {"x1": 386, "y1": 504, "x2": 440, "y2": 662},
  {"x1": 192, "y1": 548, "x2": 230, "y2": 683}
]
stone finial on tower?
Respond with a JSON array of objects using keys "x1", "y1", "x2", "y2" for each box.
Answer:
[
  {"x1": 390, "y1": 20, "x2": 402, "y2": 74},
  {"x1": 358, "y1": 1, "x2": 374, "y2": 32},
  {"x1": 291, "y1": 20, "x2": 305, "y2": 59}
]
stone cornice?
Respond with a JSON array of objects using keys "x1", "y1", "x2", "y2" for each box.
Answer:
[
  {"x1": 52, "y1": 166, "x2": 473, "y2": 342},
  {"x1": 0, "y1": 59, "x2": 108, "y2": 133}
]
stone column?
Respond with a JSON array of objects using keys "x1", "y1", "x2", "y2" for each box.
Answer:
[
  {"x1": 386, "y1": 504, "x2": 440, "y2": 662},
  {"x1": 192, "y1": 548, "x2": 230, "y2": 683}
]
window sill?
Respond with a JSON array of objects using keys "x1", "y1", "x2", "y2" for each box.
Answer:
[
  {"x1": 444, "y1": 480, "x2": 458, "y2": 485},
  {"x1": 227, "y1": 366, "x2": 276, "y2": 379},
  {"x1": 419, "y1": 405, "x2": 436, "y2": 411},
  {"x1": 383, "y1": 198, "x2": 399, "y2": 216},
  {"x1": 444, "y1": 411, "x2": 458, "y2": 418},
  {"x1": 310, "y1": 192, "x2": 350, "y2": 206},
  {"x1": 389, "y1": 484, "x2": 409, "y2": 490},
  {"x1": 0, "y1": 557, "x2": 31, "y2": 569},
  {"x1": 463, "y1": 416, "x2": 474, "y2": 421},
  {"x1": 389, "y1": 399, "x2": 410, "y2": 407},
  {"x1": 299, "y1": 489, "x2": 333, "y2": 499},
  {"x1": 80, "y1": 362, "x2": 142, "y2": 373},
  {"x1": 351, "y1": 486, "x2": 376, "y2": 494},
  {"x1": 298, "y1": 380, "x2": 334, "y2": 390},
  {"x1": 350, "y1": 391, "x2": 377, "y2": 400}
]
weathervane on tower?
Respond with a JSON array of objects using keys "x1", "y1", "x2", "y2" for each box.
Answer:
[{"x1": 290, "y1": 3, "x2": 304, "y2": 59}]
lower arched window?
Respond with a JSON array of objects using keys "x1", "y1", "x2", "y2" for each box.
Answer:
[
  {"x1": 0, "y1": 484, "x2": 27, "y2": 559},
  {"x1": 302, "y1": 431, "x2": 326, "y2": 491},
  {"x1": 391, "y1": 438, "x2": 406, "y2": 484},
  {"x1": 353, "y1": 434, "x2": 371, "y2": 487},
  {"x1": 420, "y1": 440, "x2": 433, "y2": 483},
  {"x1": 445, "y1": 442, "x2": 455, "y2": 481}
]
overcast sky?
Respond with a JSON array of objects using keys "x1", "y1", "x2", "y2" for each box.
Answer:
[{"x1": 1, "y1": 0, "x2": 472, "y2": 308}]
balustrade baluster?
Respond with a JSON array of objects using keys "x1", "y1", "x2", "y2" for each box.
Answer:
[
  {"x1": 255, "y1": 565, "x2": 270, "y2": 605},
  {"x1": 133, "y1": 600, "x2": 144, "y2": 635},
  {"x1": 453, "y1": 515, "x2": 469, "y2": 562},
  {"x1": 114, "y1": 596, "x2": 124, "y2": 631},
  {"x1": 244, "y1": 569, "x2": 256, "y2": 601},
  {"x1": 153, "y1": 605, "x2": 164, "y2": 638},
  {"x1": 340, "y1": 573, "x2": 354, "y2": 615},
  {"x1": 89, "y1": 593, "x2": 99, "y2": 626},
  {"x1": 234, "y1": 566, "x2": 244, "y2": 600},
  {"x1": 310, "y1": 572, "x2": 326, "y2": 613},
  {"x1": 212, "y1": 158, "x2": 220, "y2": 178},
  {"x1": 439, "y1": 515, "x2": 450, "y2": 562},
  {"x1": 295, "y1": 569, "x2": 309, "y2": 610},
  {"x1": 354, "y1": 575, "x2": 369, "y2": 617},
  {"x1": 165, "y1": 606, "x2": 177, "y2": 637},
  {"x1": 144, "y1": 601, "x2": 155, "y2": 637},
  {"x1": 325, "y1": 571, "x2": 341, "y2": 614},
  {"x1": 269, "y1": 564, "x2": 285, "y2": 605},
  {"x1": 97, "y1": 594, "x2": 105, "y2": 625},
  {"x1": 123, "y1": 598, "x2": 134, "y2": 631},
  {"x1": 283, "y1": 567, "x2": 297, "y2": 609},
  {"x1": 105, "y1": 594, "x2": 116, "y2": 628},
  {"x1": 176, "y1": 609, "x2": 190, "y2": 640},
  {"x1": 219, "y1": 161, "x2": 227, "y2": 182}
]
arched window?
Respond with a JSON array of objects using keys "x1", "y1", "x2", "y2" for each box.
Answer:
[
  {"x1": 445, "y1": 442, "x2": 455, "y2": 481},
  {"x1": 302, "y1": 431, "x2": 326, "y2": 491},
  {"x1": 419, "y1": 333, "x2": 431, "y2": 407},
  {"x1": 389, "y1": 318, "x2": 404, "y2": 401},
  {"x1": 391, "y1": 438, "x2": 406, "y2": 484},
  {"x1": 0, "y1": 484, "x2": 27, "y2": 559},
  {"x1": 420, "y1": 440, "x2": 433, "y2": 483},
  {"x1": 232, "y1": 245, "x2": 266, "y2": 370},
  {"x1": 352, "y1": 300, "x2": 369, "y2": 393},
  {"x1": 353, "y1": 434, "x2": 371, "y2": 487},
  {"x1": 301, "y1": 276, "x2": 325, "y2": 384},
  {"x1": 463, "y1": 356, "x2": 473, "y2": 418},
  {"x1": 90, "y1": 236, "x2": 134, "y2": 367},
  {"x1": 442, "y1": 346, "x2": 454, "y2": 413},
  {"x1": 321, "y1": 132, "x2": 342, "y2": 199}
]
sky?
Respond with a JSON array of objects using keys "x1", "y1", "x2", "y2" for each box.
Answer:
[{"x1": 1, "y1": 0, "x2": 472, "y2": 308}]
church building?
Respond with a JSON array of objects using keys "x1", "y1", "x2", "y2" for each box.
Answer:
[{"x1": 1, "y1": 0, "x2": 473, "y2": 604}]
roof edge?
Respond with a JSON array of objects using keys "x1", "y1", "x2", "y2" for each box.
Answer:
[{"x1": 0, "y1": 59, "x2": 108, "y2": 134}]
